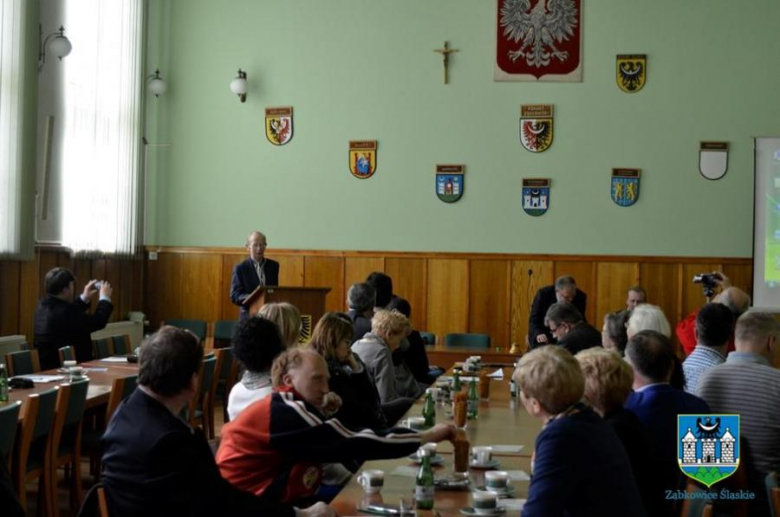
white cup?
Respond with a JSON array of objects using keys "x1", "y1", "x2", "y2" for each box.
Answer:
[
  {"x1": 472, "y1": 490, "x2": 498, "y2": 515},
  {"x1": 484, "y1": 470, "x2": 509, "y2": 492},
  {"x1": 357, "y1": 469, "x2": 384, "y2": 494},
  {"x1": 69, "y1": 366, "x2": 85, "y2": 382},
  {"x1": 472, "y1": 446, "x2": 493, "y2": 466},
  {"x1": 404, "y1": 416, "x2": 427, "y2": 430}
]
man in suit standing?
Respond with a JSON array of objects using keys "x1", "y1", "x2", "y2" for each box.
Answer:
[
  {"x1": 625, "y1": 330, "x2": 710, "y2": 516},
  {"x1": 34, "y1": 267, "x2": 114, "y2": 370},
  {"x1": 528, "y1": 276, "x2": 586, "y2": 348},
  {"x1": 231, "y1": 231, "x2": 280, "y2": 320}
]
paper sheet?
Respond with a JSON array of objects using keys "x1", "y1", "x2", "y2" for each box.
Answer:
[
  {"x1": 498, "y1": 499, "x2": 526, "y2": 510},
  {"x1": 17, "y1": 374, "x2": 65, "y2": 383},
  {"x1": 388, "y1": 466, "x2": 418, "y2": 478},
  {"x1": 490, "y1": 445, "x2": 524, "y2": 454},
  {"x1": 506, "y1": 470, "x2": 531, "y2": 481},
  {"x1": 488, "y1": 368, "x2": 504, "y2": 379},
  {"x1": 100, "y1": 356, "x2": 130, "y2": 363}
]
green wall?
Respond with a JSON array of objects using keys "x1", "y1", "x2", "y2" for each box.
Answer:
[{"x1": 144, "y1": 0, "x2": 780, "y2": 257}]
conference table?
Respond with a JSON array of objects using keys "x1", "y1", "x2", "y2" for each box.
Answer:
[
  {"x1": 7, "y1": 359, "x2": 139, "y2": 420},
  {"x1": 331, "y1": 366, "x2": 542, "y2": 516}
]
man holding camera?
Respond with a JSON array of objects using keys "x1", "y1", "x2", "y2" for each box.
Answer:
[
  {"x1": 34, "y1": 267, "x2": 114, "y2": 370},
  {"x1": 675, "y1": 272, "x2": 751, "y2": 356}
]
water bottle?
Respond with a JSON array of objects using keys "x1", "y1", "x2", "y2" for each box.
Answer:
[{"x1": 0, "y1": 364, "x2": 9, "y2": 403}]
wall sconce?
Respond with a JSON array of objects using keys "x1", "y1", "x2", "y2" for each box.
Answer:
[
  {"x1": 147, "y1": 69, "x2": 167, "y2": 98},
  {"x1": 230, "y1": 69, "x2": 247, "y2": 103},
  {"x1": 38, "y1": 25, "x2": 72, "y2": 71}
]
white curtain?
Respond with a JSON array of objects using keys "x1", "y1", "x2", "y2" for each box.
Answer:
[
  {"x1": 60, "y1": 0, "x2": 143, "y2": 256},
  {"x1": 0, "y1": 0, "x2": 27, "y2": 256}
]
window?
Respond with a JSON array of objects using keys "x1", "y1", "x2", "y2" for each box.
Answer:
[{"x1": 59, "y1": 0, "x2": 143, "y2": 256}]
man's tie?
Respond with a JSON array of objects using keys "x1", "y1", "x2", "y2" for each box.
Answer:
[{"x1": 255, "y1": 260, "x2": 266, "y2": 286}]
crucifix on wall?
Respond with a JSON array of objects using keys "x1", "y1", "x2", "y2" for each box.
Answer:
[{"x1": 434, "y1": 41, "x2": 459, "y2": 85}]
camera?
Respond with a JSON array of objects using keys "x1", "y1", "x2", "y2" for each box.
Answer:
[
  {"x1": 94, "y1": 281, "x2": 103, "y2": 290},
  {"x1": 693, "y1": 273, "x2": 721, "y2": 298}
]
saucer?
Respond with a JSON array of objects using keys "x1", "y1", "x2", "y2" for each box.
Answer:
[
  {"x1": 408, "y1": 454, "x2": 445, "y2": 466},
  {"x1": 460, "y1": 507, "x2": 506, "y2": 516},
  {"x1": 470, "y1": 459, "x2": 500, "y2": 470},
  {"x1": 475, "y1": 485, "x2": 516, "y2": 497}
]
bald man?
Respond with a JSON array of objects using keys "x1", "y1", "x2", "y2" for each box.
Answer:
[
  {"x1": 230, "y1": 232, "x2": 280, "y2": 319},
  {"x1": 675, "y1": 272, "x2": 751, "y2": 356}
]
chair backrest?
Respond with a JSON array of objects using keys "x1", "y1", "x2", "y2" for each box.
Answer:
[
  {"x1": 111, "y1": 335, "x2": 132, "y2": 355},
  {"x1": 105, "y1": 375, "x2": 138, "y2": 425},
  {"x1": 59, "y1": 346, "x2": 75, "y2": 364},
  {"x1": 16, "y1": 387, "x2": 59, "y2": 478},
  {"x1": 0, "y1": 400, "x2": 21, "y2": 465},
  {"x1": 199, "y1": 355, "x2": 217, "y2": 398},
  {"x1": 767, "y1": 472, "x2": 780, "y2": 517},
  {"x1": 164, "y1": 319, "x2": 208, "y2": 341},
  {"x1": 216, "y1": 347, "x2": 235, "y2": 383},
  {"x1": 419, "y1": 332, "x2": 436, "y2": 346},
  {"x1": 93, "y1": 338, "x2": 114, "y2": 359},
  {"x1": 6, "y1": 349, "x2": 40, "y2": 376},
  {"x1": 444, "y1": 333, "x2": 491, "y2": 349},
  {"x1": 214, "y1": 320, "x2": 236, "y2": 341},
  {"x1": 51, "y1": 380, "x2": 90, "y2": 465},
  {"x1": 32, "y1": 387, "x2": 59, "y2": 440}
]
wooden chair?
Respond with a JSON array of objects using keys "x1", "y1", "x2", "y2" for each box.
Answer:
[
  {"x1": 77, "y1": 483, "x2": 110, "y2": 517},
  {"x1": 14, "y1": 387, "x2": 59, "y2": 516},
  {"x1": 97, "y1": 486, "x2": 110, "y2": 517},
  {"x1": 444, "y1": 333, "x2": 491, "y2": 349},
  {"x1": 50, "y1": 380, "x2": 90, "y2": 513},
  {"x1": 187, "y1": 354, "x2": 217, "y2": 438},
  {"x1": 111, "y1": 335, "x2": 132, "y2": 356},
  {"x1": 163, "y1": 319, "x2": 208, "y2": 342},
  {"x1": 213, "y1": 320, "x2": 237, "y2": 349},
  {"x1": 58, "y1": 346, "x2": 75, "y2": 364},
  {"x1": 0, "y1": 400, "x2": 21, "y2": 470},
  {"x1": 5, "y1": 349, "x2": 41, "y2": 376},
  {"x1": 83, "y1": 375, "x2": 138, "y2": 476},
  {"x1": 214, "y1": 348, "x2": 238, "y2": 424},
  {"x1": 93, "y1": 338, "x2": 114, "y2": 359},
  {"x1": 767, "y1": 472, "x2": 780, "y2": 517}
]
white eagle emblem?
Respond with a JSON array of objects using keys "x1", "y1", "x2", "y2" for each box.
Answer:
[{"x1": 500, "y1": 0, "x2": 578, "y2": 68}]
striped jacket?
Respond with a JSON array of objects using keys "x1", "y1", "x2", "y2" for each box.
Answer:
[{"x1": 216, "y1": 387, "x2": 422, "y2": 503}]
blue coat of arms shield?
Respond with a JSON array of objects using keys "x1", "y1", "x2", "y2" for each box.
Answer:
[
  {"x1": 611, "y1": 168, "x2": 641, "y2": 207},
  {"x1": 522, "y1": 178, "x2": 550, "y2": 216},
  {"x1": 678, "y1": 414, "x2": 740, "y2": 488},
  {"x1": 436, "y1": 164, "x2": 464, "y2": 203}
]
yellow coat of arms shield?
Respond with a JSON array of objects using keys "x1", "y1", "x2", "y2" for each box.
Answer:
[{"x1": 616, "y1": 55, "x2": 647, "y2": 93}]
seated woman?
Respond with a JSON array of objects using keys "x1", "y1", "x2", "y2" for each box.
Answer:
[
  {"x1": 515, "y1": 346, "x2": 645, "y2": 517},
  {"x1": 351, "y1": 310, "x2": 421, "y2": 422},
  {"x1": 228, "y1": 316, "x2": 286, "y2": 421},
  {"x1": 258, "y1": 302, "x2": 302, "y2": 348},
  {"x1": 601, "y1": 310, "x2": 630, "y2": 355},
  {"x1": 576, "y1": 347, "x2": 658, "y2": 516},
  {"x1": 308, "y1": 312, "x2": 388, "y2": 430},
  {"x1": 386, "y1": 297, "x2": 438, "y2": 385}
]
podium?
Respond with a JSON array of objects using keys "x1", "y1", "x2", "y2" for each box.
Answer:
[{"x1": 243, "y1": 286, "x2": 332, "y2": 326}]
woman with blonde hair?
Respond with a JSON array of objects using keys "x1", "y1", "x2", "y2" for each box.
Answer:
[
  {"x1": 576, "y1": 348, "x2": 656, "y2": 514},
  {"x1": 351, "y1": 310, "x2": 421, "y2": 420},
  {"x1": 515, "y1": 346, "x2": 644, "y2": 517},
  {"x1": 308, "y1": 312, "x2": 387, "y2": 429},
  {"x1": 258, "y1": 302, "x2": 302, "y2": 347}
]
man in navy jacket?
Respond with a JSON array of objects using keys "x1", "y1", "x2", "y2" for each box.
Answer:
[{"x1": 231, "y1": 231, "x2": 280, "y2": 319}]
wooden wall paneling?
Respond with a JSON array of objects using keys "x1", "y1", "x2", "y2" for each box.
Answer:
[
  {"x1": 468, "y1": 260, "x2": 511, "y2": 349},
  {"x1": 304, "y1": 256, "x2": 345, "y2": 313},
  {"x1": 554, "y1": 261, "x2": 597, "y2": 324},
  {"x1": 0, "y1": 261, "x2": 21, "y2": 336},
  {"x1": 270, "y1": 254, "x2": 305, "y2": 287},
  {"x1": 180, "y1": 254, "x2": 222, "y2": 323},
  {"x1": 131, "y1": 259, "x2": 144, "y2": 312},
  {"x1": 681, "y1": 263, "x2": 722, "y2": 322},
  {"x1": 385, "y1": 258, "x2": 428, "y2": 332},
  {"x1": 220, "y1": 254, "x2": 242, "y2": 321},
  {"x1": 144, "y1": 253, "x2": 182, "y2": 328},
  {"x1": 509, "y1": 260, "x2": 554, "y2": 352},
  {"x1": 595, "y1": 262, "x2": 640, "y2": 327},
  {"x1": 426, "y1": 259, "x2": 469, "y2": 339},
  {"x1": 118, "y1": 260, "x2": 136, "y2": 320},
  {"x1": 344, "y1": 257, "x2": 385, "y2": 300},
  {"x1": 639, "y1": 262, "x2": 681, "y2": 326},
  {"x1": 721, "y1": 264, "x2": 753, "y2": 296}
]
